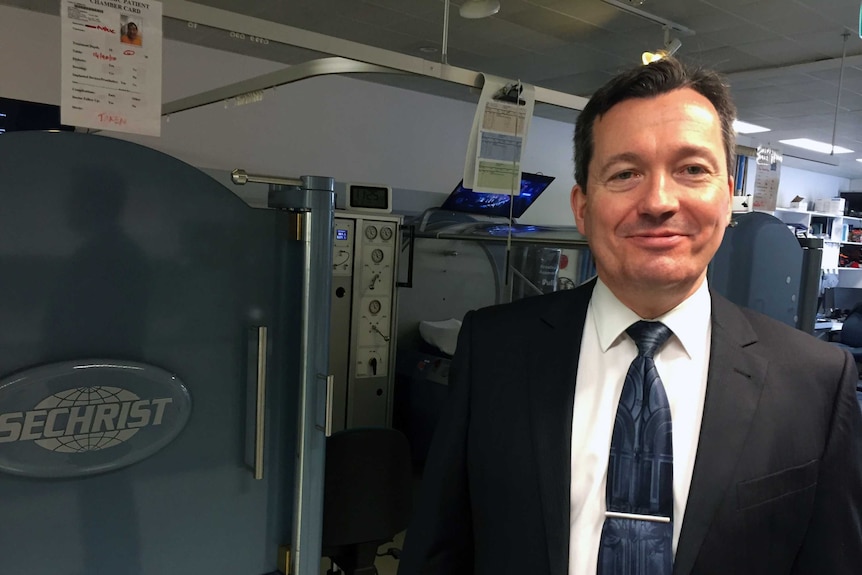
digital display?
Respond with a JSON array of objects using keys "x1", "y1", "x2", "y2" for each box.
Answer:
[
  {"x1": 336, "y1": 229, "x2": 348, "y2": 241},
  {"x1": 350, "y1": 185, "x2": 389, "y2": 210}
]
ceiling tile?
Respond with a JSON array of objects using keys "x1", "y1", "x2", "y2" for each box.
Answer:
[
  {"x1": 792, "y1": 0, "x2": 862, "y2": 23},
  {"x1": 539, "y1": 69, "x2": 619, "y2": 95},
  {"x1": 735, "y1": 37, "x2": 833, "y2": 66},
  {"x1": 687, "y1": 46, "x2": 773, "y2": 72},
  {"x1": 497, "y1": 6, "x2": 599, "y2": 43},
  {"x1": 502, "y1": 29, "x2": 571, "y2": 53},
  {"x1": 735, "y1": 0, "x2": 809, "y2": 24},
  {"x1": 660, "y1": 3, "x2": 746, "y2": 34},
  {"x1": 732, "y1": 86, "x2": 812, "y2": 106},
  {"x1": 542, "y1": 0, "x2": 656, "y2": 33},
  {"x1": 361, "y1": 0, "x2": 443, "y2": 19},
  {"x1": 838, "y1": 92, "x2": 862, "y2": 111},
  {"x1": 809, "y1": 66, "x2": 862, "y2": 86},
  {"x1": 767, "y1": 16, "x2": 841, "y2": 37},
  {"x1": 793, "y1": 28, "x2": 861, "y2": 54},
  {"x1": 745, "y1": 99, "x2": 835, "y2": 118}
]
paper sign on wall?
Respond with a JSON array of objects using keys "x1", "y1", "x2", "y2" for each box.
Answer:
[
  {"x1": 752, "y1": 145, "x2": 782, "y2": 212},
  {"x1": 61, "y1": 0, "x2": 163, "y2": 136},
  {"x1": 464, "y1": 75, "x2": 535, "y2": 194}
]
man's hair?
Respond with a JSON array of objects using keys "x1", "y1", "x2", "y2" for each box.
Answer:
[{"x1": 573, "y1": 57, "x2": 736, "y2": 190}]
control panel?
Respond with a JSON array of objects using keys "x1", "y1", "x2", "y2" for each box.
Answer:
[{"x1": 329, "y1": 212, "x2": 401, "y2": 432}]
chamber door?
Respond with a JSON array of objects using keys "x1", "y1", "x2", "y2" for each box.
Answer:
[{"x1": 0, "y1": 132, "x2": 303, "y2": 575}]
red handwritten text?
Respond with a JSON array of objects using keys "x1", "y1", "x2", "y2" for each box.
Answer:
[
  {"x1": 93, "y1": 52, "x2": 117, "y2": 61},
  {"x1": 84, "y1": 24, "x2": 116, "y2": 34},
  {"x1": 97, "y1": 113, "x2": 128, "y2": 127}
]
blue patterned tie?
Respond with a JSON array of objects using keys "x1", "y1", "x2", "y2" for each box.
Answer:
[{"x1": 597, "y1": 321, "x2": 674, "y2": 575}]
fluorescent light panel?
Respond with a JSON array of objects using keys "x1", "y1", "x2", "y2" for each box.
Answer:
[
  {"x1": 779, "y1": 138, "x2": 853, "y2": 154},
  {"x1": 733, "y1": 119, "x2": 770, "y2": 134}
]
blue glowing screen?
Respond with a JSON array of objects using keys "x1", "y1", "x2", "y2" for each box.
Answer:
[{"x1": 439, "y1": 172, "x2": 555, "y2": 219}]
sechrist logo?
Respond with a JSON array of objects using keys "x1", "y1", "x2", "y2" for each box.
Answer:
[
  {"x1": 0, "y1": 386, "x2": 174, "y2": 452},
  {"x1": 0, "y1": 361, "x2": 191, "y2": 478}
]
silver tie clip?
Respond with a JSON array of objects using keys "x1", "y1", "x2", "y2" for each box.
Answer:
[{"x1": 605, "y1": 511, "x2": 671, "y2": 524}]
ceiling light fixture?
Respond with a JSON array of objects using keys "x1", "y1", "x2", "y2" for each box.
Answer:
[
  {"x1": 733, "y1": 120, "x2": 771, "y2": 134},
  {"x1": 459, "y1": 0, "x2": 500, "y2": 19},
  {"x1": 641, "y1": 26, "x2": 682, "y2": 65},
  {"x1": 779, "y1": 138, "x2": 854, "y2": 155}
]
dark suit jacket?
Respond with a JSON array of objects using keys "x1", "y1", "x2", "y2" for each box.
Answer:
[{"x1": 398, "y1": 281, "x2": 862, "y2": 575}]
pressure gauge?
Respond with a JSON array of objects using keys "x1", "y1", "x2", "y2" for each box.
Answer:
[
  {"x1": 368, "y1": 299, "x2": 382, "y2": 314},
  {"x1": 371, "y1": 248, "x2": 384, "y2": 263},
  {"x1": 365, "y1": 225, "x2": 378, "y2": 240},
  {"x1": 380, "y1": 226, "x2": 393, "y2": 241}
]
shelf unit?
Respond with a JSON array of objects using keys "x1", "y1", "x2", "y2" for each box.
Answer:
[{"x1": 770, "y1": 208, "x2": 862, "y2": 288}]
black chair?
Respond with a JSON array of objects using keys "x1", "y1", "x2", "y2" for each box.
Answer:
[
  {"x1": 322, "y1": 427, "x2": 413, "y2": 575},
  {"x1": 834, "y1": 304, "x2": 862, "y2": 378}
]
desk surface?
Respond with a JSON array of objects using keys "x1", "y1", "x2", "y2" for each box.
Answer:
[{"x1": 815, "y1": 320, "x2": 844, "y2": 332}]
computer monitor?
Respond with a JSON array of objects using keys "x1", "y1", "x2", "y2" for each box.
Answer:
[
  {"x1": 439, "y1": 172, "x2": 555, "y2": 219},
  {"x1": 0, "y1": 97, "x2": 74, "y2": 134},
  {"x1": 841, "y1": 192, "x2": 862, "y2": 217}
]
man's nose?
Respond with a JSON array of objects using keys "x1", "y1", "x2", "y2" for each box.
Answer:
[{"x1": 639, "y1": 172, "x2": 680, "y2": 217}]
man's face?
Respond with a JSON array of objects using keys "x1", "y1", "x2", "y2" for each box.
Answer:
[
  {"x1": 571, "y1": 88, "x2": 733, "y2": 305},
  {"x1": 127, "y1": 24, "x2": 138, "y2": 39}
]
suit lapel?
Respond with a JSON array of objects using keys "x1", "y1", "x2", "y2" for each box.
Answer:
[
  {"x1": 673, "y1": 294, "x2": 768, "y2": 575},
  {"x1": 529, "y1": 281, "x2": 594, "y2": 575}
]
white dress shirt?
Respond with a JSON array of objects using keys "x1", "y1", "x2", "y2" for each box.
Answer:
[{"x1": 568, "y1": 278, "x2": 712, "y2": 575}]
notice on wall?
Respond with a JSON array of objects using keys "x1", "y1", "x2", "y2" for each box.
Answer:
[
  {"x1": 752, "y1": 145, "x2": 782, "y2": 212},
  {"x1": 61, "y1": 0, "x2": 163, "y2": 136},
  {"x1": 464, "y1": 74, "x2": 535, "y2": 194}
]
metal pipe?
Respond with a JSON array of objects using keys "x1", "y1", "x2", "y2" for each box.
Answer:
[
  {"x1": 442, "y1": 0, "x2": 450, "y2": 65},
  {"x1": 231, "y1": 168, "x2": 302, "y2": 187},
  {"x1": 291, "y1": 209, "x2": 314, "y2": 575},
  {"x1": 161, "y1": 2, "x2": 591, "y2": 114},
  {"x1": 597, "y1": 0, "x2": 695, "y2": 35},
  {"x1": 830, "y1": 32, "x2": 850, "y2": 155}
]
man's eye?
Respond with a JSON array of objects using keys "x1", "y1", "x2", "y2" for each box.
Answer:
[
  {"x1": 614, "y1": 171, "x2": 635, "y2": 180},
  {"x1": 683, "y1": 165, "x2": 708, "y2": 175}
]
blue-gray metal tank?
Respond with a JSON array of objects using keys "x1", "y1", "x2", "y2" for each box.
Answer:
[
  {"x1": 710, "y1": 211, "x2": 816, "y2": 329},
  {"x1": 0, "y1": 131, "x2": 324, "y2": 574}
]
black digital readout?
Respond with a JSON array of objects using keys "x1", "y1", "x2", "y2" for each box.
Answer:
[{"x1": 350, "y1": 185, "x2": 389, "y2": 209}]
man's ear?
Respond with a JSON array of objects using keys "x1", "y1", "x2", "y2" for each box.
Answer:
[{"x1": 571, "y1": 184, "x2": 587, "y2": 232}]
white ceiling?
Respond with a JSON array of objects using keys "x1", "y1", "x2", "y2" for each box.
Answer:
[{"x1": 9, "y1": 0, "x2": 862, "y2": 179}]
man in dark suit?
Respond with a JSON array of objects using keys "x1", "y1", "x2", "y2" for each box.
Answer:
[{"x1": 398, "y1": 57, "x2": 862, "y2": 574}]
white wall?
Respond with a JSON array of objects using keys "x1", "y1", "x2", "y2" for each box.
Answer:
[
  {"x1": 114, "y1": 75, "x2": 578, "y2": 225},
  {"x1": 735, "y1": 135, "x2": 851, "y2": 208},
  {"x1": 775, "y1": 164, "x2": 849, "y2": 209}
]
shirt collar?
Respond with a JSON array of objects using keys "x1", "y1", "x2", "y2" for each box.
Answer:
[{"x1": 592, "y1": 278, "x2": 712, "y2": 358}]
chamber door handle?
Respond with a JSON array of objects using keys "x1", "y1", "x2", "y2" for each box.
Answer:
[
  {"x1": 245, "y1": 326, "x2": 268, "y2": 480},
  {"x1": 325, "y1": 375, "x2": 334, "y2": 437},
  {"x1": 397, "y1": 224, "x2": 415, "y2": 288}
]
